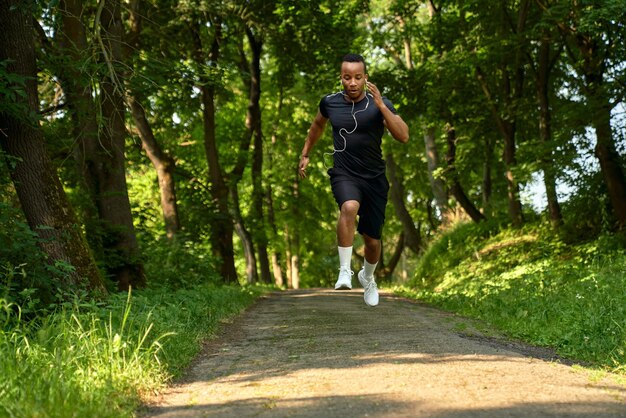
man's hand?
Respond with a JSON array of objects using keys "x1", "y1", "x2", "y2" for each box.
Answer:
[
  {"x1": 298, "y1": 155, "x2": 310, "y2": 178},
  {"x1": 366, "y1": 81, "x2": 384, "y2": 108},
  {"x1": 366, "y1": 80, "x2": 409, "y2": 143}
]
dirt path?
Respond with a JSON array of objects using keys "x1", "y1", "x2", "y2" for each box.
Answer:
[{"x1": 142, "y1": 289, "x2": 625, "y2": 417}]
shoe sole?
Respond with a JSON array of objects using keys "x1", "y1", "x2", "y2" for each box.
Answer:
[{"x1": 334, "y1": 284, "x2": 352, "y2": 290}]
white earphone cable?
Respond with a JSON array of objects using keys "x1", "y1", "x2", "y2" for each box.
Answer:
[{"x1": 323, "y1": 91, "x2": 371, "y2": 168}]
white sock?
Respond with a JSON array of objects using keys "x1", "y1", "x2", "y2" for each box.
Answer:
[
  {"x1": 363, "y1": 260, "x2": 378, "y2": 279},
  {"x1": 338, "y1": 246, "x2": 352, "y2": 270}
]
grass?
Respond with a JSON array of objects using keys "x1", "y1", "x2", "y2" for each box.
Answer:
[
  {"x1": 395, "y1": 221, "x2": 626, "y2": 374},
  {"x1": 0, "y1": 283, "x2": 266, "y2": 418}
]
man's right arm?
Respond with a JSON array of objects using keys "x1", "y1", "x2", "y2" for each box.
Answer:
[{"x1": 298, "y1": 111, "x2": 328, "y2": 178}]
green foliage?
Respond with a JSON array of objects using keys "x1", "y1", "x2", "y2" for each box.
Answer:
[
  {"x1": 0, "y1": 59, "x2": 35, "y2": 125},
  {"x1": 140, "y1": 235, "x2": 222, "y2": 288},
  {"x1": 0, "y1": 202, "x2": 77, "y2": 316},
  {"x1": 400, "y1": 221, "x2": 626, "y2": 373},
  {"x1": 0, "y1": 284, "x2": 264, "y2": 417}
]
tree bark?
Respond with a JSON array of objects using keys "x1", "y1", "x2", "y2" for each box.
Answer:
[
  {"x1": 97, "y1": 0, "x2": 145, "y2": 290},
  {"x1": 0, "y1": 1, "x2": 106, "y2": 295}
]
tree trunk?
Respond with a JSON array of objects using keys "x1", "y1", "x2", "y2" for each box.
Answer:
[
  {"x1": 290, "y1": 178, "x2": 301, "y2": 289},
  {"x1": 191, "y1": 21, "x2": 238, "y2": 282},
  {"x1": 52, "y1": 0, "x2": 104, "y2": 256},
  {"x1": 0, "y1": 1, "x2": 106, "y2": 295},
  {"x1": 285, "y1": 226, "x2": 293, "y2": 289},
  {"x1": 376, "y1": 231, "x2": 405, "y2": 280},
  {"x1": 476, "y1": 65, "x2": 524, "y2": 226},
  {"x1": 284, "y1": 224, "x2": 300, "y2": 289},
  {"x1": 423, "y1": 126, "x2": 448, "y2": 221},
  {"x1": 266, "y1": 175, "x2": 284, "y2": 287},
  {"x1": 474, "y1": 0, "x2": 529, "y2": 227},
  {"x1": 267, "y1": 89, "x2": 285, "y2": 287},
  {"x1": 536, "y1": 31, "x2": 562, "y2": 227},
  {"x1": 482, "y1": 136, "x2": 494, "y2": 215},
  {"x1": 386, "y1": 152, "x2": 421, "y2": 254},
  {"x1": 97, "y1": 0, "x2": 145, "y2": 290},
  {"x1": 244, "y1": 27, "x2": 272, "y2": 283},
  {"x1": 125, "y1": 0, "x2": 180, "y2": 239},
  {"x1": 231, "y1": 185, "x2": 258, "y2": 284},
  {"x1": 445, "y1": 124, "x2": 486, "y2": 223},
  {"x1": 591, "y1": 96, "x2": 626, "y2": 229},
  {"x1": 578, "y1": 41, "x2": 626, "y2": 229},
  {"x1": 290, "y1": 239, "x2": 300, "y2": 289},
  {"x1": 558, "y1": 3, "x2": 626, "y2": 230},
  {"x1": 128, "y1": 97, "x2": 180, "y2": 238}
]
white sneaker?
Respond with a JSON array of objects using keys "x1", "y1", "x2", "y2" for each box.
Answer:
[
  {"x1": 334, "y1": 267, "x2": 353, "y2": 290},
  {"x1": 358, "y1": 269, "x2": 379, "y2": 306}
]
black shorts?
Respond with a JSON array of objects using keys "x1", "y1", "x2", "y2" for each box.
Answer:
[{"x1": 328, "y1": 167, "x2": 390, "y2": 240}]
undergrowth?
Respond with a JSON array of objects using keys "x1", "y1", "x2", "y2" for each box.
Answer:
[
  {"x1": 0, "y1": 283, "x2": 265, "y2": 418},
  {"x1": 397, "y1": 221, "x2": 626, "y2": 374}
]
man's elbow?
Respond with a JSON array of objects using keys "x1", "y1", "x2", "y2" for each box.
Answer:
[{"x1": 396, "y1": 130, "x2": 409, "y2": 143}]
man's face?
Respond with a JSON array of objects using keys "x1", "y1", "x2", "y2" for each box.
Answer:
[{"x1": 340, "y1": 61, "x2": 367, "y2": 100}]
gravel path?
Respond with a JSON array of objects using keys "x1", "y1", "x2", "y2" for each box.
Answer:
[{"x1": 142, "y1": 288, "x2": 625, "y2": 417}]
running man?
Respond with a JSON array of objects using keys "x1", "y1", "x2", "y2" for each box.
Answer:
[{"x1": 298, "y1": 53, "x2": 409, "y2": 306}]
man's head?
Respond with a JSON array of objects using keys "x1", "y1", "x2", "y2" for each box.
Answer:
[
  {"x1": 342, "y1": 53, "x2": 367, "y2": 74},
  {"x1": 340, "y1": 53, "x2": 368, "y2": 101}
]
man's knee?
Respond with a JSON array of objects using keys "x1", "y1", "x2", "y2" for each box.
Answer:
[{"x1": 340, "y1": 200, "x2": 360, "y2": 217}]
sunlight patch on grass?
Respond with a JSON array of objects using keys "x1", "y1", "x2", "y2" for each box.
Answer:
[{"x1": 399, "y1": 223, "x2": 626, "y2": 375}]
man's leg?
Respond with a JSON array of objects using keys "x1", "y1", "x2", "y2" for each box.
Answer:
[
  {"x1": 337, "y1": 200, "x2": 359, "y2": 246},
  {"x1": 334, "y1": 200, "x2": 359, "y2": 290},
  {"x1": 363, "y1": 233, "x2": 381, "y2": 264},
  {"x1": 359, "y1": 233, "x2": 381, "y2": 306}
]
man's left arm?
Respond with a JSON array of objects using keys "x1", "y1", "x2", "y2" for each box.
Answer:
[{"x1": 366, "y1": 81, "x2": 409, "y2": 143}]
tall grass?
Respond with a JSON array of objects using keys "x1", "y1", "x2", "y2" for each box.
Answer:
[
  {"x1": 397, "y1": 221, "x2": 626, "y2": 373},
  {"x1": 0, "y1": 284, "x2": 264, "y2": 417}
]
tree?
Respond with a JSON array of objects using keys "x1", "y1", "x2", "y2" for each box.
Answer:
[
  {"x1": 190, "y1": 16, "x2": 238, "y2": 282},
  {"x1": 543, "y1": 0, "x2": 626, "y2": 229},
  {"x1": 95, "y1": 0, "x2": 146, "y2": 289},
  {"x1": 529, "y1": 18, "x2": 563, "y2": 226},
  {"x1": 125, "y1": 0, "x2": 181, "y2": 240},
  {"x1": 0, "y1": 0, "x2": 106, "y2": 295}
]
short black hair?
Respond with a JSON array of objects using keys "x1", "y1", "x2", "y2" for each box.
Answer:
[{"x1": 342, "y1": 53, "x2": 367, "y2": 74}]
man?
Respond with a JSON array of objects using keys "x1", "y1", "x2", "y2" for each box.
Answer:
[{"x1": 298, "y1": 53, "x2": 409, "y2": 307}]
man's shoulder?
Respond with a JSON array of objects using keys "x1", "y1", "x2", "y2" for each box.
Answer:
[{"x1": 322, "y1": 92, "x2": 344, "y2": 103}]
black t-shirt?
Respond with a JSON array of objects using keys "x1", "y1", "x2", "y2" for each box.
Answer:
[{"x1": 320, "y1": 91, "x2": 397, "y2": 179}]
